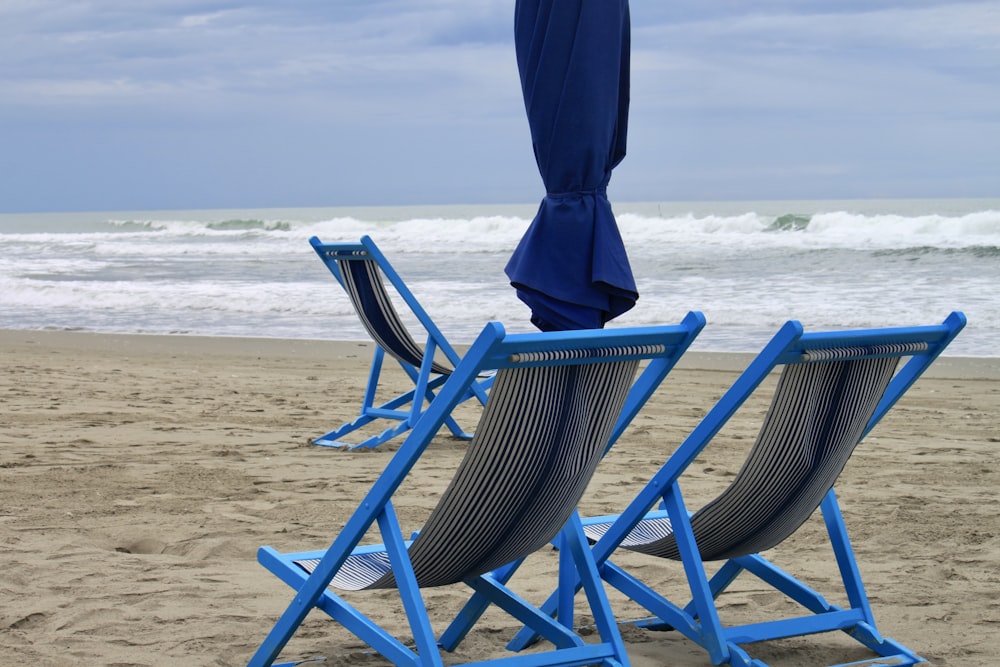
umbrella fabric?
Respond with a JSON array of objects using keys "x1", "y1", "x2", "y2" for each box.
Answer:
[{"x1": 506, "y1": 0, "x2": 638, "y2": 331}]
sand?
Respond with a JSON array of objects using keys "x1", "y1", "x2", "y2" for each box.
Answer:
[{"x1": 1, "y1": 329, "x2": 997, "y2": 666}]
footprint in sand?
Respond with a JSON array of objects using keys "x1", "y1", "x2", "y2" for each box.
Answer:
[{"x1": 115, "y1": 537, "x2": 167, "y2": 554}]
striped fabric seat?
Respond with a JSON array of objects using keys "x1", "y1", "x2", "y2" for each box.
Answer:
[
  {"x1": 584, "y1": 355, "x2": 900, "y2": 561},
  {"x1": 512, "y1": 313, "x2": 967, "y2": 667},
  {"x1": 248, "y1": 314, "x2": 706, "y2": 667},
  {"x1": 308, "y1": 236, "x2": 492, "y2": 449},
  {"x1": 297, "y1": 358, "x2": 639, "y2": 591},
  {"x1": 339, "y1": 257, "x2": 453, "y2": 377}
]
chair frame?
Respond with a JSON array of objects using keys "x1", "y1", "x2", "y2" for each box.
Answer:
[
  {"x1": 509, "y1": 312, "x2": 966, "y2": 667},
  {"x1": 310, "y1": 235, "x2": 493, "y2": 449},
  {"x1": 247, "y1": 312, "x2": 706, "y2": 667}
]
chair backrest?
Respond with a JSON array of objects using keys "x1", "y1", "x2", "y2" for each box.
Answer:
[
  {"x1": 311, "y1": 236, "x2": 453, "y2": 376},
  {"x1": 611, "y1": 313, "x2": 966, "y2": 563},
  {"x1": 341, "y1": 356, "x2": 640, "y2": 590}
]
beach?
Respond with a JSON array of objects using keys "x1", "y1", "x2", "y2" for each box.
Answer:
[{"x1": 1, "y1": 329, "x2": 997, "y2": 666}]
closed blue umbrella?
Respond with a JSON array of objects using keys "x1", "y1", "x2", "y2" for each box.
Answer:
[{"x1": 505, "y1": 0, "x2": 637, "y2": 331}]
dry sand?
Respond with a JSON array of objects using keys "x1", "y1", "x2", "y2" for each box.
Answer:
[{"x1": 1, "y1": 329, "x2": 997, "y2": 666}]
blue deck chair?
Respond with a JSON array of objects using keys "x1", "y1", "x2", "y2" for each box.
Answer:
[
  {"x1": 246, "y1": 312, "x2": 705, "y2": 667},
  {"x1": 510, "y1": 312, "x2": 966, "y2": 667},
  {"x1": 310, "y1": 235, "x2": 493, "y2": 449}
]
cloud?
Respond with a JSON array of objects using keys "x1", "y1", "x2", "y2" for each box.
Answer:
[
  {"x1": 1, "y1": 0, "x2": 521, "y2": 126},
  {"x1": 613, "y1": 1, "x2": 1000, "y2": 200},
  {"x1": 0, "y1": 1, "x2": 997, "y2": 211}
]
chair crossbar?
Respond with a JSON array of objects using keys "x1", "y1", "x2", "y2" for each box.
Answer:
[
  {"x1": 509, "y1": 344, "x2": 665, "y2": 364},
  {"x1": 722, "y1": 610, "x2": 867, "y2": 645},
  {"x1": 800, "y1": 341, "x2": 929, "y2": 362},
  {"x1": 320, "y1": 248, "x2": 368, "y2": 259}
]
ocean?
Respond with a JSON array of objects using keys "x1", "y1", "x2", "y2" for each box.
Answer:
[{"x1": 1, "y1": 198, "x2": 997, "y2": 357}]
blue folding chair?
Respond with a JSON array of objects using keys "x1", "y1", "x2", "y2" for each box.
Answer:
[
  {"x1": 310, "y1": 235, "x2": 493, "y2": 449},
  {"x1": 510, "y1": 312, "x2": 966, "y2": 667},
  {"x1": 247, "y1": 312, "x2": 705, "y2": 667}
]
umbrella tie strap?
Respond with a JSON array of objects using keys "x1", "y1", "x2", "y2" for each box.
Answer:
[{"x1": 545, "y1": 188, "x2": 608, "y2": 200}]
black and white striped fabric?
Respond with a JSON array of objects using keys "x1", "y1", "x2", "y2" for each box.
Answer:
[
  {"x1": 296, "y1": 357, "x2": 640, "y2": 590},
  {"x1": 583, "y1": 355, "x2": 900, "y2": 561},
  {"x1": 339, "y1": 258, "x2": 453, "y2": 376},
  {"x1": 800, "y1": 341, "x2": 927, "y2": 361}
]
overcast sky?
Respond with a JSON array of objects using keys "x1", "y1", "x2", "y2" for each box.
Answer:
[{"x1": 1, "y1": 1, "x2": 997, "y2": 213}]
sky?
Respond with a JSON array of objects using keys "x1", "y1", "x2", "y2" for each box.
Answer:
[{"x1": 1, "y1": 1, "x2": 998, "y2": 213}]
